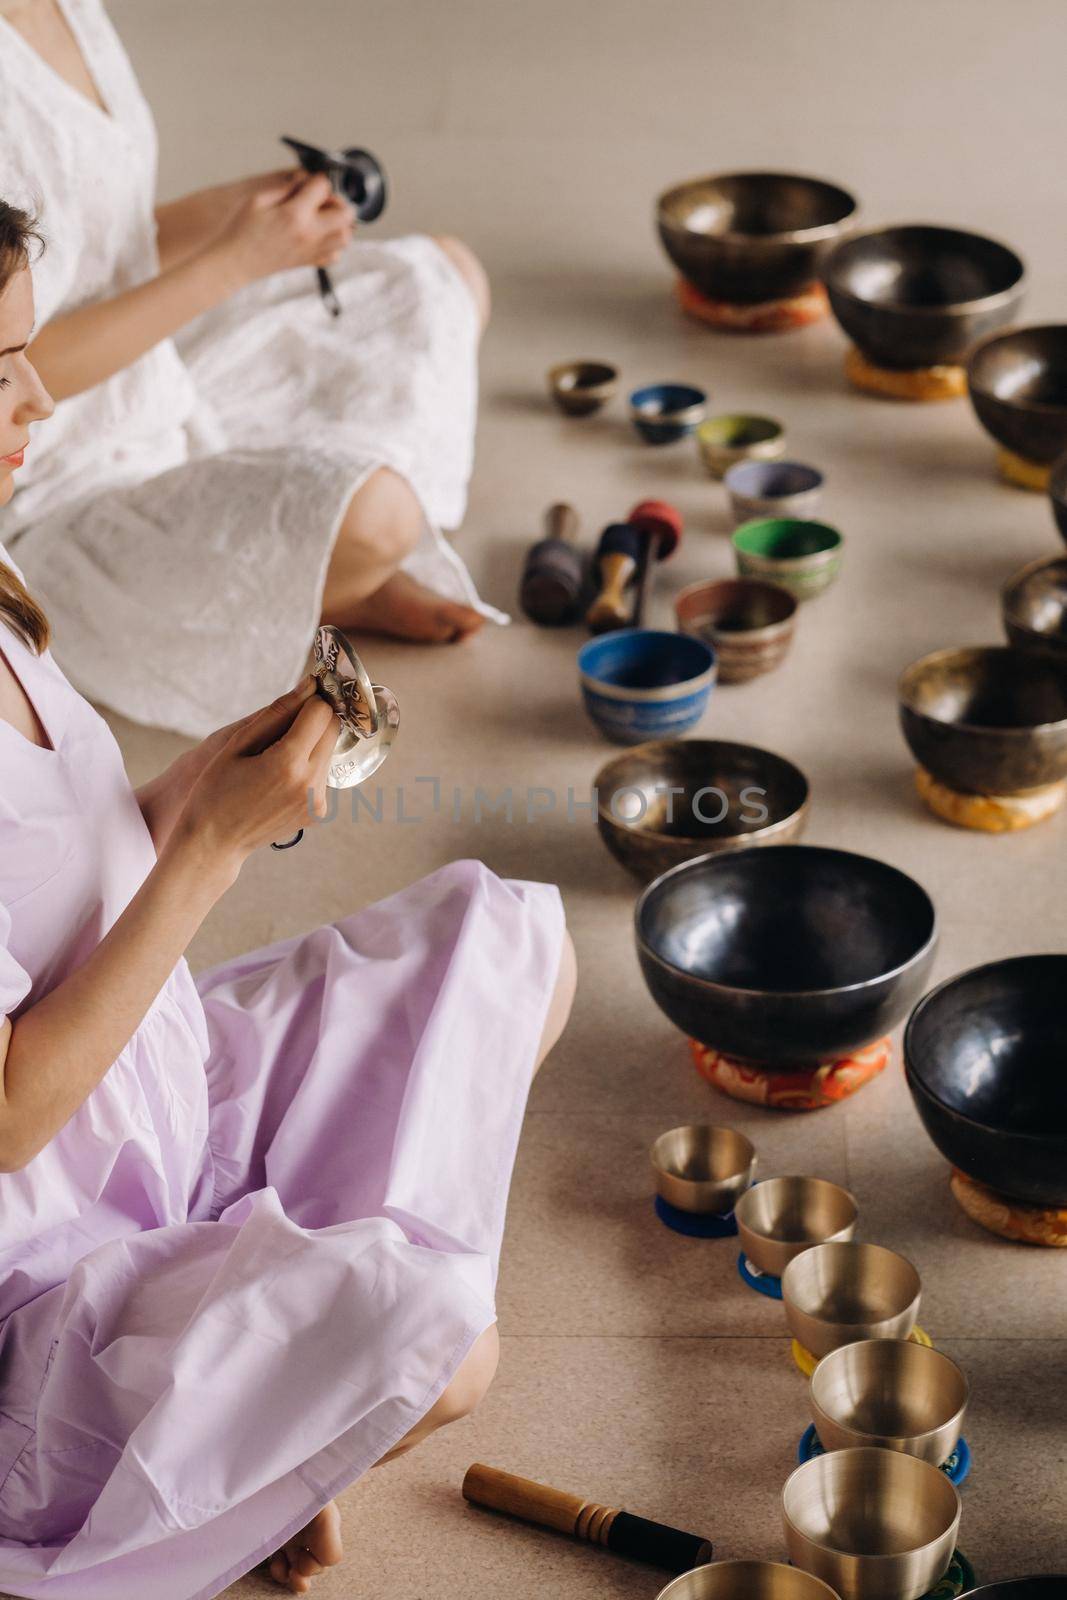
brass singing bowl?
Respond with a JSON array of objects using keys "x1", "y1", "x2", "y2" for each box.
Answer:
[
  {"x1": 595, "y1": 739, "x2": 810, "y2": 881},
  {"x1": 810, "y1": 1339, "x2": 968, "y2": 1465},
  {"x1": 649, "y1": 1125, "x2": 757, "y2": 1215},
  {"x1": 656, "y1": 1561, "x2": 843, "y2": 1600},
  {"x1": 657, "y1": 171, "x2": 857, "y2": 304},
  {"x1": 967, "y1": 325, "x2": 1067, "y2": 465},
  {"x1": 735, "y1": 1177, "x2": 858, "y2": 1279},
  {"x1": 899, "y1": 645, "x2": 1067, "y2": 795},
  {"x1": 782, "y1": 1242, "x2": 921, "y2": 1359},
  {"x1": 1002, "y1": 556, "x2": 1067, "y2": 668},
  {"x1": 783, "y1": 1448, "x2": 961, "y2": 1600}
]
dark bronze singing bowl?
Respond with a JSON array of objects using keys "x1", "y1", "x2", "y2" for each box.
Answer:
[
  {"x1": 1049, "y1": 450, "x2": 1067, "y2": 544},
  {"x1": 634, "y1": 845, "x2": 937, "y2": 1064},
  {"x1": 967, "y1": 325, "x2": 1067, "y2": 464},
  {"x1": 657, "y1": 171, "x2": 857, "y2": 304},
  {"x1": 899, "y1": 646, "x2": 1067, "y2": 795},
  {"x1": 1002, "y1": 556, "x2": 1067, "y2": 666},
  {"x1": 823, "y1": 225, "x2": 1025, "y2": 370},
  {"x1": 810, "y1": 1338, "x2": 968, "y2": 1465},
  {"x1": 904, "y1": 955, "x2": 1067, "y2": 1208},
  {"x1": 595, "y1": 739, "x2": 809, "y2": 881}
]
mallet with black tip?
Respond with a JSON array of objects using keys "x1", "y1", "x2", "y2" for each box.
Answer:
[
  {"x1": 519, "y1": 503, "x2": 584, "y2": 625},
  {"x1": 462, "y1": 1463, "x2": 713, "y2": 1574}
]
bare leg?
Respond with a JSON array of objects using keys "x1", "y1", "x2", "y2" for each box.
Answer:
[
  {"x1": 432, "y1": 234, "x2": 491, "y2": 335},
  {"x1": 267, "y1": 1501, "x2": 343, "y2": 1595}
]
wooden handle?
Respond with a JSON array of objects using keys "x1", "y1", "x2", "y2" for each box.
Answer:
[
  {"x1": 462, "y1": 1463, "x2": 594, "y2": 1536},
  {"x1": 543, "y1": 502, "x2": 579, "y2": 544},
  {"x1": 586, "y1": 551, "x2": 637, "y2": 631}
]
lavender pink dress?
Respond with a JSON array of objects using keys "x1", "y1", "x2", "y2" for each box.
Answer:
[{"x1": 0, "y1": 585, "x2": 565, "y2": 1599}]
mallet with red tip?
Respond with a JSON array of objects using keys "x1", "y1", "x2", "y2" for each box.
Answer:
[{"x1": 585, "y1": 499, "x2": 684, "y2": 633}]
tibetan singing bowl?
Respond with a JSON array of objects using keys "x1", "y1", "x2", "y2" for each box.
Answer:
[
  {"x1": 675, "y1": 579, "x2": 798, "y2": 684},
  {"x1": 782, "y1": 1447, "x2": 961, "y2": 1600},
  {"x1": 634, "y1": 845, "x2": 937, "y2": 1065},
  {"x1": 782, "y1": 1242, "x2": 921, "y2": 1358},
  {"x1": 595, "y1": 739, "x2": 809, "y2": 881},
  {"x1": 1002, "y1": 556, "x2": 1067, "y2": 666},
  {"x1": 1050, "y1": 451, "x2": 1067, "y2": 543},
  {"x1": 823, "y1": 225, "x2": 1025, "y2": 370},
  {"x1": 810, "y1": 1339, "x2": 968, "y2": 1466},
  {"x1": 649, "y1": 1124, "x2": 756, "y2": 1215},
  {"x1": 967, "y1": 325, "x2": 1067, "y2": 464},
  {"x1": 904, "y1": 955, "x2": 1067, "y2": 1208},
  {"x1": 899, "y1": 645, "x2": 1067, "y2": 795},
  {"x1": 657, "y1": 171, "x2": 857, "y2": 304},
  {"x1": 735, "y1": 1177, "x2": 857, "y2": 1279},
  {"x1": 655, "y1": 1561, "x2": 843, "y2": 1600}
]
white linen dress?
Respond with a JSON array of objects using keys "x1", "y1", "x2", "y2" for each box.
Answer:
[{"x1": 0, "y1": 0, "x2": 504, "y2": 739}]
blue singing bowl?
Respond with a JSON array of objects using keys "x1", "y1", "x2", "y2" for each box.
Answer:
[
  {"x1": 629, "y1": 383, "x2": 708, "y2": 444},
  {"x1": 578, "y1": 630, "x2": 717, "y2": 744}
]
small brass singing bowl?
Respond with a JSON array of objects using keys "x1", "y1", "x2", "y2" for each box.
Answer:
[
  {"x1": 649, "y1": 1125, "x2": 756, "y2": 1215},
  {"x1": 735, "y1": 1176, "x2": 857, "y2": 1279},
  {"x1": 810, "y1": 1338, "x2": 968, "y2": 1465},
  {"x1": 655, "y1": 1560, "x2": 843, "y2": 1600},
  {"x1": 1002, "y1": 556, "x2": 1067, "y2": 668},
  {"x1": 782, "y1": 1447, "x2": 961, "y2": 1600},
  {"x1": 547, "y1": 359, "x2": 619, "y2": 416},
  {"x1": 782, "y1": 1242, "x2": 921, "y2": 1359}
]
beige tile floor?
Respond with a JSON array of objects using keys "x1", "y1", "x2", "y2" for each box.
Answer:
[{"x1": 29, "y1": 1, "x2": 1067, "y2": 1595}]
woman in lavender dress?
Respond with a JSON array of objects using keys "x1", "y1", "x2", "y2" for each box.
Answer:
[{"x1": 0, "y1": 206, "x2": 575, "y2": 1599}]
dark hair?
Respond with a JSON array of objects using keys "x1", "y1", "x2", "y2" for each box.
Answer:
[{"x1": 0, "y1": 200, "x2": 48, "y2": 653}]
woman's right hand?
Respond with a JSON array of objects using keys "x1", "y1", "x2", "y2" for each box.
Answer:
[
  {"x1": 209, "y1": 171, "x2": 355, "y2": 290},
  {"x1": 170, "y1": 677, "x2": 338, "y2": 880}
]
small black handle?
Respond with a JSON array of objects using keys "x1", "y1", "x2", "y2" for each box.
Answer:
[{"x1": 606, "y1": 1511, "x2": 712, "y2": 1573}]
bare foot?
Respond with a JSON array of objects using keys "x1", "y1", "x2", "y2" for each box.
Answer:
[
  {"x1": 339, "y1": 570, "x2": 486, "y2": 643},
  {"x1": 268, "y1": 1501, "x2": 343, "y2": 1595}
]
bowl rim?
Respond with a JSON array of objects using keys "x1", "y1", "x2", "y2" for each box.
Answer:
[
  {"x1": 967, "y1": 323, "x2": 1067, "y2": 413},
  {"x1": 649, "y1": 1123, "x2": 757, "y2": 1184},
  {"x1": 654, "y1": 1559, "x2": 844, "y2": 1600},
  {"x1": 724, "y1": 458, "x2": 825, "y2": 496},
  {"x1": 809, "y1": 1337, "x2": 969, "y2": 1446},
  {"x1": 696, "y1": 412, "x2": 785, "y2": 448},
  {"x1": 781, "y1": 1446, "x2": 961, "y2": 1557},
  {"x1": 547, "y1": 359, "x2": 619, "y2": 393},
  {"x1": 657, "y1": 169, "x2": 859, "y2": 246},
  {"x1": 734, "y1": 1174, "x2": 859, "y2": 1237},
  {"x1": 630, "y1": 383, "x2": 708, "y2": 423},
  {"x1": 731, "y1": 517, "x2": 845, "y2": 564},
  {"x1": 1001, "y1": 554, "x2": 1067, "y2": 634},
  {"x1": 903, "y1": 953, "x2": 1067, "y2": 1144},
  {"x1": 823, "y1": 222, "x2": 1027, "y2": 316},
  {"x1": 634, "y1": 843, "x2": 939, "y2": 1000},
  {"x1": 675, "y1": 576, "x2": 799, "y2": 639},
  {"x1": 594, "y1": 737, "x2": 810, "y2": 842},
  {"x1": 579, "y1": 628, "x2": 717, "y2": 703},
  {"x1": 898, "y1": 644, "x2": 1067, "y2": 736}
]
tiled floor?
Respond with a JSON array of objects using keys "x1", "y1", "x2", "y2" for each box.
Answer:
[{"x1": 15, "y1": 1, "x2": 1067, "y2": 1595}]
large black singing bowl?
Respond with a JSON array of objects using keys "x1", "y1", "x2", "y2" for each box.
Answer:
[
  {"x1": 905, "y1": 957, "x2": 1067, "y2": 1208},
  {"x1": 967, "y1": 325, "x2": 1067, "y2": 464},
  {"x1": 635, "y1": 846, "x2": 938, "y2": 1065},
  {"x1": 823, "y1": 225, "x2": 1025, "y2": 370}
]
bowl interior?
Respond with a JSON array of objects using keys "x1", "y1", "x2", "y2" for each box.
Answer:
[
  {"x1": 735, "y1": 1176, "x2": 856, "y2": 1246},
  {"x1": 733, "y1": 519, "x2": 842, "y2": 561},
  {"x1": 905, "y1": 955, "x2": 1067, "y2": 1138},
  {"x1": 650, "y1": 1124, "x2": 754, "y2": 1186},
  {"x1": 1004, "y1": 558, "x2": 1067, "y2": 638},
  {"x1": 970, "y1": 327, "x2": 1067, "y2": 408},
  {"x1": 580, "y1": 630, "x2": 714, "y2": 694},
  {"x1": 554, "y1": 360, "x2": 617, "y2": 392},
  {"x1": 698, "y1": 414, "x2": 783, "y2": 449},
  {"x1": 784, "y1": 1243, "x2": 921, "y2": 1326},
  {"x1": 631, "y1": 383, "x2": 706, "y2": 417},
  {"x1": 784, "y1": 1449, "x2": 958, "y2": 1553},
  {"x1": 661, "y1": 173, "x2": 856, "y2": 240},
  {"x1": 637, "y1": 846, "x2": 935, "y2": 994},
  {"x1": 811, "y1": 1340, "x2": 967, "y2": 1438},
  {"x1": 677, "y1": 579, "x2": 797, "y2": 636},
  {"x1": 828, "y1": 226, "x2": 1024, "y2": 309},
  {"x1": 657, "y1": 1560, "x2": 842, "y2": 1600},
  {"x1": 599, "y1": 740, "x2": 808, "y2": 843},
  {"x1": 900, "y1": 647, "x2": 1067, "y2": 731},
  {"x1": 726, "y1": 461, "x2": 823, "y2": 498}
]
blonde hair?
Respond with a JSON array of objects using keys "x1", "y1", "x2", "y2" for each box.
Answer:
[{"x1": 0, "y1": 199, "x2": 48, "y2": 653}]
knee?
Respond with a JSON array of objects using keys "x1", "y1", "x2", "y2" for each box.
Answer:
[
  {"x1": 533, "y1": 929, "x2": 577, "y2": 1076},
  {"x1": 433, "y1": 234, "x2": 491, "y2": 332},
  {"x1": 437, "y1": 1324, "x2": 500, "y2": 1425},
  {"x1": 337, "y1": 466, "x2": 423, "y2": 571}
]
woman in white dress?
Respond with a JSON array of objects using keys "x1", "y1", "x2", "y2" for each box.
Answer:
[{"x1": 0, "y1": 0, "x2": 502, "y2": 738}]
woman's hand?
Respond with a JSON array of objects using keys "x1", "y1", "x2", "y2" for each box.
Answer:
[
  {"x1": 169, "y1": 677, "x2": 338, "y2": 881},
  {"x1": 208, "y1": 172, "x2": 356, "y2": 292}
]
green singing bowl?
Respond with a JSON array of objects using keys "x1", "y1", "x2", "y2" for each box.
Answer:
[{"x1": 732, "y1": 518, "x2": 844, "y2": 601}]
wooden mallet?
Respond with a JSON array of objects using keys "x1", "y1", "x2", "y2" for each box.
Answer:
[
  {"x1": 519, "y1": 502, "x2": 584, "y2": 625},
  {"x1": 585, "y1": 498, "x2": 683, "y2": 633},
  {"x1": 462, "y1": 1463, "x2": 713, "y2": 1574}
]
